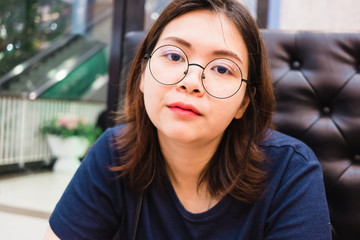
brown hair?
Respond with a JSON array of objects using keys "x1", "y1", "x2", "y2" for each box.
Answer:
[{"x1": 112, "y1": 0, "x2": 275, "y2": 204}]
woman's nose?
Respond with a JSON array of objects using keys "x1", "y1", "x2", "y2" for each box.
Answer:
[{"x1": 176, "y1": 64, "x2": 205, "y2": 96}]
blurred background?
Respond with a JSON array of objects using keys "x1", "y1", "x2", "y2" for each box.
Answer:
[{"x1": 0, "y1": 0, "x2": 359, "y2": 239}]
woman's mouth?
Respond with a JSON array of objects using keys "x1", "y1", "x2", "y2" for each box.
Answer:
[{"x1": 167, "y1": 102, "x2": 202, "y2": 117}]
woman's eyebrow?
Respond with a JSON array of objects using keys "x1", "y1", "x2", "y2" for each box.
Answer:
[
  {"x1": 213, "y1": 50, "x2": 243, "y2": 64},
  {"x1": 162, "y1": 36, "x2": 243, "y2": 64},
  {"x1": 162, "y1": 36, "x2": 192, "y2": 48}
]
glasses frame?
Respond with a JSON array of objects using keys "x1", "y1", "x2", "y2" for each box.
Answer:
[{"x1": 144, "y1": 44, "x2": 249, "y2": 99}]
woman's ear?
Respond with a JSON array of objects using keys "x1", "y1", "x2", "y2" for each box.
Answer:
[
  {"x1": 139, "y1": 72, "x2": 145, "y2": 93},
  {"x1": 234, "y1": 87, "x2": 255, "y2": 119},
  {"x1": 234, "y1": 96, "x2": 250, "y2": 119}
]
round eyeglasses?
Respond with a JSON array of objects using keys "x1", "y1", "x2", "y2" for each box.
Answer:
[{"x1": 144, "y1": 45, "x2": 249, "y2": 99}]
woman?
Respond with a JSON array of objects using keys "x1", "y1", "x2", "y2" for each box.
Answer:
[{"x1": 45, "y1": 0, "x2": 332, "y2": 239}]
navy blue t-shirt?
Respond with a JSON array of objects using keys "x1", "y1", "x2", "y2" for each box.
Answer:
[{"x1": 49, "y1": 126, "x2": 332, "y2": 239}]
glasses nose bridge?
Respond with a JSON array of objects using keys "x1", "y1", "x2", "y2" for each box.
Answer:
[
  {"x1": 184, "y1": 63, "x2": 205, "y2": 78},
  {"x1": 188, "y1": 63, "x2": 205, "y2": 70}
]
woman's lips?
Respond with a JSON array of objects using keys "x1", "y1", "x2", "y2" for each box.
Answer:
[{"x1": 167, "y1": 102, "x2": 202, "y2": 117}]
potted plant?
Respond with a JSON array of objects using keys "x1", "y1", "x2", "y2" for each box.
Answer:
[{"x1": 40, "y1": 115, "x2": 101, "y2": 172}]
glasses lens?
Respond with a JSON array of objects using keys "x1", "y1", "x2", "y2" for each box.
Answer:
[
  {"x1": 149, "y1": 45, "x2": 188, "y2": 85},
  {"x1": 203, "y1": 58, "x2": 243, "y2": 99}
]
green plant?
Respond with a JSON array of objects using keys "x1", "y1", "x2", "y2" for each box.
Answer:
[{"x1": 40, "y1": 115, "x2": 101, "y2": 143}]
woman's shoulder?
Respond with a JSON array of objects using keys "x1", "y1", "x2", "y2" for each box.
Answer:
[
  {"x1": 259, "y1": 129, "x2": 326, "y2": 209},
  {"x1": 260, "y1": 129, "x2": 318, "y2": 165},
  {"x1": 103, "y1": 124, "x2": 127, "y2": 138},
  {"x1": 80, "y1": 125, "x2": 127, "y2": 168},
  {"x1": 259, "y1": 129, "x2": 322, "y2": 180},
  {"x1": 258, "y1": 130, "x2": 331, "y2": 239},
  {"x1": 49, "y1": 125, "x2": 131, "y2": 239},
  {"x1": 91, "y1": 125, "x2": 126, "y2": 149}
]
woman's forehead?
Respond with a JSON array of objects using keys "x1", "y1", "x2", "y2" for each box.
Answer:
[{"x1": 156, "y1": 9, "x2": 248, "y2": 69}]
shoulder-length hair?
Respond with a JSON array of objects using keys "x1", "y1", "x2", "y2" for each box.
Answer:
[{"x1": 112, "y1": 0, "x2": 275, "y2": 204}]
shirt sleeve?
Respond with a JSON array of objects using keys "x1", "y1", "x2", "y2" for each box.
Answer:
[
  {"x1": 264, "y1": 143, "x2": 332, "y2": 240},
  {"x1": 49, "y1": 128, "x2": 124, "y2": 240}
]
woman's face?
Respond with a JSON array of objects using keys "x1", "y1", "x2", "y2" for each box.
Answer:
[{"x1": 140, "y1": 9, "x2": 249, "y2": 147}]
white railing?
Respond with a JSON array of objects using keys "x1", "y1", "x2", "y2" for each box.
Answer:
[{"x1": 0, "y1": 96, "x2": 105, "y2": 168}]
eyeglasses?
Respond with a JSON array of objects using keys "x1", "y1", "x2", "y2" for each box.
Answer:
[{"x1": 144, "y1": 45, "x2": 249, "y2": 99}]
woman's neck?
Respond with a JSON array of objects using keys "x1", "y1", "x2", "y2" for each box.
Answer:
[
  {"x1": 158, "y1": 131, "x2": 223, "y2": 212},
  {"x1": 159, "y1": 134, "x2": 220, "y2": 185}
]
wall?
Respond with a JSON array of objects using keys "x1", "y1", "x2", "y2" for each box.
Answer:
[{"x1": 270, "y1": 0, "x2": 360, "y2": 31}]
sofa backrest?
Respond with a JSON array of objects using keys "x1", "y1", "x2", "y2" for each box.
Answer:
[
  {"x1": 121, "y1": 30, "x2": 360, "y2": 240},
  {"x1": 261, "y1": 31, "x2": 360, "y2": 240}
]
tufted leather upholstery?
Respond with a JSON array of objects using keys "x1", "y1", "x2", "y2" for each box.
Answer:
[
  {"x1": 120, "y1": 30, "x2": 360, "y2": 240},
  {"x1": 261, "y1": 31, "x2": 360, "y2": 240}
]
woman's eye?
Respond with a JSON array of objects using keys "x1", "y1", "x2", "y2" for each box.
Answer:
[
  {"x1": 167, "y1": 53, "x2": 182, "y2": 61},
  {"x1": 214, "y1": 66, "x2": 230, "y2": 75}
]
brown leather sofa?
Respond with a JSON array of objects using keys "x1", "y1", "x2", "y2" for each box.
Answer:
[
  {"x1": 261, "y1": 31, "x2": 360, "y2": 240},
  {"x1": 120, "y1": 30, "x2": 360, "y2": 240}
]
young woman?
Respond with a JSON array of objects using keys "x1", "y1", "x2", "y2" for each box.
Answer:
[{"x1": 45, "y1": 0, "x2": 332, "y2": 239}]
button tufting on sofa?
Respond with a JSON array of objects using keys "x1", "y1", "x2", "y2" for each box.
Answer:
[
  {"x1": 291, "y1": 60, "x2": 301, "y2": 69},
  {"x1": 322, "y1": 106, "x2": 331, "y2": 115}
]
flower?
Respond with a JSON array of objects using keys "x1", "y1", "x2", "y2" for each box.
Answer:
[
  {"x1": 40, "y1": 115, "x2": 102, "y2": 143},
  {"x1": 55, "y1": 115, "x2": 85, "y2": 130}
]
